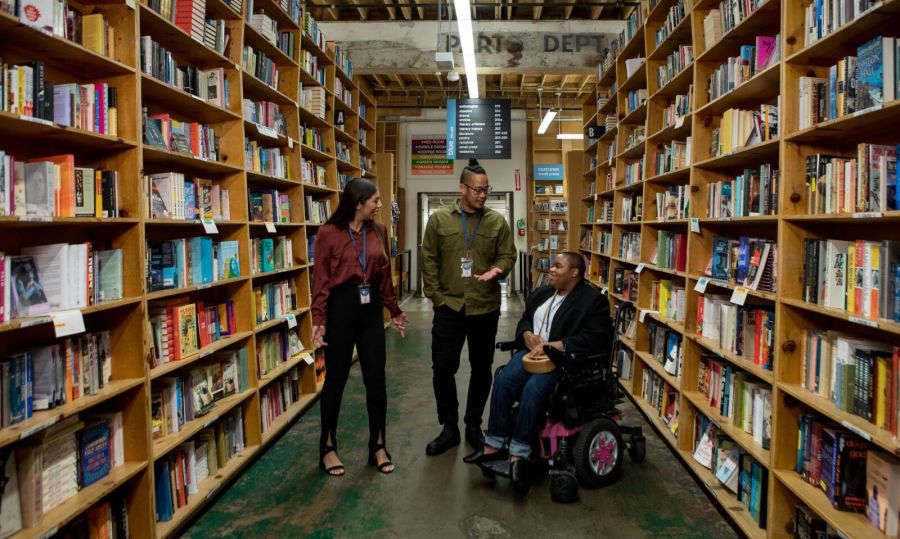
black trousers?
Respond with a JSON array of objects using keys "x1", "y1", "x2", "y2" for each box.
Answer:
[
  {"x1": 431, "y1": 305, "x2": 500, "y2": 428},
  {"x1": 320, "y1": 282, "x2": 387, "y2": 456}
]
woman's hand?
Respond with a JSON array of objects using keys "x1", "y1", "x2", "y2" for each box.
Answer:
[
  {"x1": 522, "y1": 331, "x2": 544, "y2": 354},
  {"x1": 312, "y1": 325, "x2": 328, "y2": 349},
  {"x1": 392, "y1": 312, "x2": 407, "y2": 338}
]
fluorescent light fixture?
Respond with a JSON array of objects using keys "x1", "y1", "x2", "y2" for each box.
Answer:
[
  {"x1": 537, "y1": 109, "x2": 557, "y2": 134},
  {"x1": 454, "y1": 0, "x2": 479, "y2": 99},
  {"x1": 557, "y1": 133, "x2": 584, "y2": 140}
]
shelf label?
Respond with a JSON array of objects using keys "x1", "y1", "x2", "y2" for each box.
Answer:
[
  {"x1": 301, "y1": 353, "x2": 315, "y2": 365},
  {"x1": 256, "y1": 124, "x2": 279, "y2": 139},
  {"x1": 852, "y1": 211, "x2": 882, "y2": 219},
  {"x1": 197, "y1": 283, "x2": 212, "y2": 290},
  {"x1": 21, "y1": 215, "x2": 52, "y2": 222},
  {"x1": 201, "y1": 218, "x2": 219, "y2": 234},
  {"x1": 51, "y1": 310, "x2": 85, "y2": 338},
  {"x1": 600, "y1": 287, "x2": 609, "y2": 296},
  {"x1": 730, "y1": 286, "x2": 749, "y2": 306},
  {"x1": 199, "y1": 348, "x2": 214, "y2": 359},
  {"x1": 635, "y1": 263, "x2": 645, "y2": 274},
  {"x1": 853, "y1": 103, "x2": 882, "y2": 117},
  {"x1": 840, "y1": 420, "x2": 872, "y2": 441},
  {"x1": 19, "y1": 417, "x2": 58, "y2": 440},
  {"x1": 287, "y1": 137, "x2": 294, "y2": 149},
  {"x1": 125, "y1": 0, "x2": 134, "y2": 8},
  {"x1": 39, "y1": 528, "x2": 58, "y2": 539},
  {"x1": 639, "y1": 310, "x2": 658, "y2": 323},
  {"x1": 20, "y1": 316, "x2": 52, "y2": 328},
  {"x1": 848, "y1": 316, "x2": 878, "y2": 328},
  {"x1": 264, "y1": 221, "x2": 277, "y2": 233},
  {"x1": 689, "y1": 217, "x2": 701, "y2": 233},
  {"x1": 20, "y1": 115, "x2": 53, "y2": 126},
  {"x1": 285, "y1": 313, "x2": 298, "y2": 329},
  {"x1": 694, "y1": 277, "x2": 710, "y2": 294}
]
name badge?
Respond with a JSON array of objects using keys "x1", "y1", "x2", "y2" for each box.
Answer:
[
  {"x1": 460, "y1": 257, "x2": 473, "y2": 277},
  {"x1": 358, "y1": 283, "x2": 372, "y2": 304}
]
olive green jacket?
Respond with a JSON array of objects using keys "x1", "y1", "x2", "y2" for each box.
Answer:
[{"x1": 421, "y1": 200, "x2": 517, "y2": 314}]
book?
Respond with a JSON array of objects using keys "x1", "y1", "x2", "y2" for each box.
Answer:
[
  {"x1": 23, "y1": 161, "x2": 53, "y2": 217},
  {"x1": 856, "y1": 36, "x2": 896, "y2": 111},
  {"x1": 9, "y1": 255, "x2": 49, "y2": 317},
  {"x1": 95, "y1": 249, "x2": 123, "y2": 302},
  {"x1": 77, "y1": 421, "x2": 111, "y2": 489}
]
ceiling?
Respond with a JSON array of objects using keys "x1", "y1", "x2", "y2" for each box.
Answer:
[{"x1": 304, "y1": 0, "x2": 635, "y2": 21}]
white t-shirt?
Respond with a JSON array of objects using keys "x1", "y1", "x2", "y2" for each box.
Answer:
[{"x1": 533, "y1": 292, "x2": 566, "y2": 341}]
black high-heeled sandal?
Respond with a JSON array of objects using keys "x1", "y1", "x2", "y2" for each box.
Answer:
[
  {"x1": 319, "y1": 446, "x2": 345, "y2": 476},
  {"x1": 368, "y1": 444, "x2": 394, "y2": 474}
]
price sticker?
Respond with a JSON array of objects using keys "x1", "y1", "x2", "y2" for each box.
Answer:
[
  {"x1": 22, "y1": 215, "x2": 52, "y2": 222},
  {"x1": 301, "y1": 353, "x2": 315, "y2": 365},
  {"x1": 694, "y1": 277, "x2": 710, "y2": 293},
  {"x1": 285, "y1": 313, "x2": 297, "y2": 328},
  {"x1": 841, "y1": 420, "x2": 872, "y2": 441},
  {"x1": 675, "y1": 115, "x2": 685, "y2": 129},
  {"x1": 730, "y1": 286, "x2": 749, "y2": 306},
  {"x1": 690, "y1": 217, "x2": 700, "y2": 233},
  {"x1": 852, "y1": 211, "x2": 882, "y2": 219},
  {"x1": 19, "y1": 418, "x2": 58, "y2": 440},
  {"x1": 288, "y1": 137, "x2": 294, "y2": 149},
  {"x1": 202, "y1": 218, "x2": 219, "y2": 234},
  {"x1": 256, "y1": 124, "x2": 278, "y2": 139},
  {"x1": 635, "y1": 263, "x2": 646, "y2": 274},
  {"x1": 848, "y1": 316, "x2": 878, "y2": 328},
  {"x1": 265, "y1": 221, "x2": 277, "y2": 233},
  {"x1": 51, "y1": 310, "x2": 85, "y2": 338}
]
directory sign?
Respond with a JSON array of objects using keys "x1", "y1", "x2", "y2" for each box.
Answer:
[{"x1": 446, "y1": 99, "x2": 511, "y2": 159}]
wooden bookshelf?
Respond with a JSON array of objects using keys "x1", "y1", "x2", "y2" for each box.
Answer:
[
  {"x1": 0, "y1": 0, "x2": 381, "y2": 536},
  {"x1": 581, "y1": 1, "x2": 900, "y2": 537}
]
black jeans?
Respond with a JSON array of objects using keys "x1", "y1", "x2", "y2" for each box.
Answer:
[
  {"x1": 320, "y1": 282, "x2": 387, "y2": 456},
  {"x1": 431, "y1": 305, "x2": 500, "y2": 428}
]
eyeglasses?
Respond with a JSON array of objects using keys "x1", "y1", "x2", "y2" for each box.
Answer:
[{"x1": 463, "y1": 184, "x2": 493, "y2": 196}]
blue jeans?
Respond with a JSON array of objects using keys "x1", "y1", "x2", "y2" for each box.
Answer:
[{"x1": 485, "y1": 350, "x2": 561, "y2": 458}]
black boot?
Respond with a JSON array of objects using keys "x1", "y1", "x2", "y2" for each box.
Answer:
[
  {"x1": 465, "y1": 425, "x2": 484, "y2": 451},
  {"x1": 426, "y1": 424, "x2": 461, "y2": 456}
]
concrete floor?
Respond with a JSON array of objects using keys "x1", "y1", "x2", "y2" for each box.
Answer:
[{"x1": 186, "y1": 295, "x2": 739, "y2": 538}]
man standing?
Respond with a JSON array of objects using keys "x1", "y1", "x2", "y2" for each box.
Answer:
[{"x1": 421, "y1": 159, "x2": 517, "y2": 456}]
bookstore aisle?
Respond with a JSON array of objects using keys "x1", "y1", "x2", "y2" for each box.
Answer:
[{"x1": 184, "y1": 297, "x2": 738, "y2": 538}]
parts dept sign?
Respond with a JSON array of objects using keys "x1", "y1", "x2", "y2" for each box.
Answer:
[{"x1": 319, "y1": 20, "x2": 626, "y2": 71}]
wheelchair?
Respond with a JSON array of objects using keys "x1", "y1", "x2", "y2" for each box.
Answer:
[{"x1": 479, "y1": 301, "x2": 645, "y2": 503}]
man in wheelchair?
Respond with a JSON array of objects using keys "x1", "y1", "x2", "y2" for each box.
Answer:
[{"x1": 464, "y1": 252, "x2": 611, "y2": 482}]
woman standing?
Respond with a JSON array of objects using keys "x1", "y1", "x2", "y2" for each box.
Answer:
[{"x1": 311, "y1": 179, "x2": 407, "y2": 476}]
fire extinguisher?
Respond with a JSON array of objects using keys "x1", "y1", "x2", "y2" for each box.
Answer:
[{"x1": 516, "y1": 218, "x2": 526, "y2": 237}]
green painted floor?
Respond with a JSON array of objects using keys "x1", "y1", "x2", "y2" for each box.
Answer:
[{"x1": 186, "y1": 296, "x2": 739, "y2": 538}]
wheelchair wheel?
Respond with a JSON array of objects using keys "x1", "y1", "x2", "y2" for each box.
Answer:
[
  {"x1": 572, "y1": 417, "x2": 623, "y2": 488},
  {"x1": 628, "y1": 435, "x2": 646, "y2": 463}
]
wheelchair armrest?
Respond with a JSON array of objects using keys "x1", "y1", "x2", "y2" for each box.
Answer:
[{"x1": 496, "y1": 341, "x2": 518, "y2": 352}]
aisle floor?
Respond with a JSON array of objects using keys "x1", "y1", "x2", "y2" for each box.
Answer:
[{"x1": 186, "y1": 296, "x2": 739, "y2": 538}]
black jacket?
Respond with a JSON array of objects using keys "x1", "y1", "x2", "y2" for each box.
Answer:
[{"x1": 515, "y1": 281, "x2": 612, "y2": 357}]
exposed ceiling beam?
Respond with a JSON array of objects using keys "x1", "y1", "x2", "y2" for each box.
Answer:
[
  {"x1": 410, "y1": 0, "x2": 424, "y2": 19},
  {"x1": 532, "y1": 0, "x2": 543, "y2": 20},
  {"x1": 349, "y1": 0, "x2": 368, "y2": 20},
  {"x1": 414, "y1": 74, "x2": 426, "y2": 89},
  {"x1": 381, "y1": 0, "x2": 396, "y2": 19},
  {"x1": 398, "y1": 0, "x2": 412, "y2": 20},
  {"x1": 392, "y1": 73, "x2": 408, "y2": 95},
  {"x1": 590, "y1": 6, "x2": 603, "y2": 19},
  {"x1": 494, "y1": 0, "x2": 501, "y2": 20},
  {"x1": 309, "y1": 0, "x2": 339, "y2": 20},
  {"x1": 564, "y1": 5, "x2": 573, "y2": 19}
]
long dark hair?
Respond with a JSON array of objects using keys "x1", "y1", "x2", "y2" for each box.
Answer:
[{"x1": 326, "y1": 178, "x2": 378, "y2": 227}]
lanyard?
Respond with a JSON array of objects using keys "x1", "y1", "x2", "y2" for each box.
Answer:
[
  {"x1": 348, "y1": 226, "x2": 367, "y2": 280},
  {"x1": 460, "y1": 211, "x2": 482, "y2": 255},
  {"x1": 536, "y1": 293, "x2": 563, "y2": 338}
]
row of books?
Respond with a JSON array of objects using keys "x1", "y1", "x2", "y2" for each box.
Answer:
[
  {"x1": 260, "y1": 364, "x2": 302, "y2": 432},
  {"x1": 653, "y1": 0, "x2": 689, "y2": 46},
  {"x1": 254, "y1": 279, "x2": 298, "y2": 324},
  {"x1": 146, "y1": 173, "x2": 231, "y2": 221},
  {"x1": 249, "y1": 12, "x2": 278, "y2": 47},
  {"x1": 697, "y1": 354, "x2": 772, "y2": 449},
  {"x1": 359, "y1": 154, "x2": 374, "y2": 174},
  {"x1": 624, "y1": 160, "x2": 643, "y2": 186},
  {"x1": 245, "y1": 139, "x2": 290, "y2": 179},
  {"x1": 305, "y1": 196, "x2": 331, "y2": 225},
  {"x1": 151, "y1": 349, "x2": 250, "y2": 440},
  {"x1": 652, "y1": 137, "x2": 691, "y2": 176},
  {"x1": 0, "y1": 151, "x2": 119, "y2": 219},
  {"x1": 711, "y1": 104, "x2": 779, "y2": 158},
  {"x1": 140, "y1": 39, "x2": 229, "y2": 108},
  {"x1": 143, "y1": 110, "x2": 220, "y2": 162},
  {"x1": 243, "y1": 98, "x2": 288, "y2": 136},
  {"x1": 661, "y1": 88, "x2": 692, "y2": 131},
  {"x1": 2, "y1": 243, "x2": 123, "y2": 321},
  {"x1": 242, "y1": 45, "x2": 280, "y2": 90},
  {"x1": 613, "y1": 267, "x2": 639, "y2": 302},
  {"x1": 620, "y1": 193, "x2": 642, "y2": 222},
  {"x1": 302, "y1": 157, "x2": 328, "y2": 186},
  {"x1": 804, "y1": 145, "x2": 897, "y2": 215},
  {"x1": 534, "y1": 235, "x2": 564, "y2": 252},
  {"x1": 154, "y1": 408, "x2": 246, "y2": 522},
  {"x1": 332, "y1": 43, "x2": 352, "y2": 78},
  {"x1": 15, "y1": 413, "x2": 123, "y2": 528},
  {"x1": 656, "y1": 45, "x2": 693, "y2": 91},
  {"x1": 596, "y1": 230, "x2": 612, "y2": 255},
  {"x1": 9, "y1": 0, "x2": 114, "y2": 56},
  {"x1": 804, "y1": 0, "x2": 884, "y2": 48},
  {"x1": 705, "y1": 36, "x2": 780, "y2": 103},
  {"x1": 300, "y1": 124, "x2": 326, "y2": 152},
  {"x1": 624, "y1": 126, "x2": 645, "y2": 152},
  {"x1": 250, "y1": 235, "x2": 294, "y2": 275},
  {"x1": 708, "y1": 235, "x2": 777, "y2": 292},
  {"x1": 335, "y1": 141, "x2": 352, "y2": 163},
  {"x1": 625, "y1": 88, "x2": 647, "y2": 116},
  {"x1": 702, "y1": 0, "x2": 769, "y2": 46},
  {"x1": 0, "y1": 331, "x2": 111, "y2": 427},
  {"x1": 691, "y1": 413, "x2": 767, "y2": 527},
  {"x1": 640, "y1": 368, "x2": 679, "y2": 436},
  {"x1": 649, "y1": 279, "x2": 686, "y2": 324},
  {"x1": 300, "y1": 84, "x2": 327, "y2": 118},
  {"x1": 147, "y1": 237, "x2": 241, "y2": 292},
  {"x1": 798, "y1": 36, "x2": 898, "y2": 129},
  {"x1": 705, "y1": 163, "x2": 779, "y2": 218},
  {"x1": 50, "y1": 490, "x2": 129, "y2": 539},
  {"x1": 257, "y1": 326, "x2": 304, "y2": 378},
  {"x1": 654, "y1": 184, "x2": 689, "y2": 221},
  {"x1": 649, "y1": 230, "x2": 687, "y2": 272},
  {"x1": 302, "y1": 10, "x2": 326, "y2": 50},
  {"x1": 148, "y1": 299, "x2": 237, "y2": 365},
  {"x1": 696, "y1": 294, "x2": 775, "y2": 371},
  {"x1": 801, "y1": 238, "x2": 898, "y2": 321},
  {"x1": 619, "y1": 231, "x2": 640, "y2": 262},
  {"x1": 800, "y1": 329, "x2": 899, "y2": 434},
  {"x1": 647, "y1": 318, "x2": 683, "y2": 377},
  {"x1": 333, "y1": 76, "x2": 353, "y2": 108},
  {"x1": 270, "y1": 0, "x2": 300, "y2": 23},
  {"x1": 249, "y1": 188, "x2": 291, "y2": 223},
  {"x1": 597, "y1": 199, "x2": 614, "y2": 222}
]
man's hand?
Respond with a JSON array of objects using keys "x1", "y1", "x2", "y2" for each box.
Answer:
[
  {"x1": 474, "y1": 266, "x2": 503, "y2": 282},
  {"x1": 546, "y1": 340, "x2": 565, "y2": 352},
  {"x1": 312, "y1": 325, "x2": 328, "y2": 349},
  {"x1": 522, "y1": 331, "x2": 544, "y2": 354},
  {"x1": 392, "y1": 312, "x2": 407, "y2": 338}
]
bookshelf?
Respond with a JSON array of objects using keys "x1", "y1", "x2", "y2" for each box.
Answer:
[
  {"x1": 0, "y1": 0, "x2": 377, "y2": 536},
  {"x1": 582, "y1": 1, "x2": 900, "y2": 537}
]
